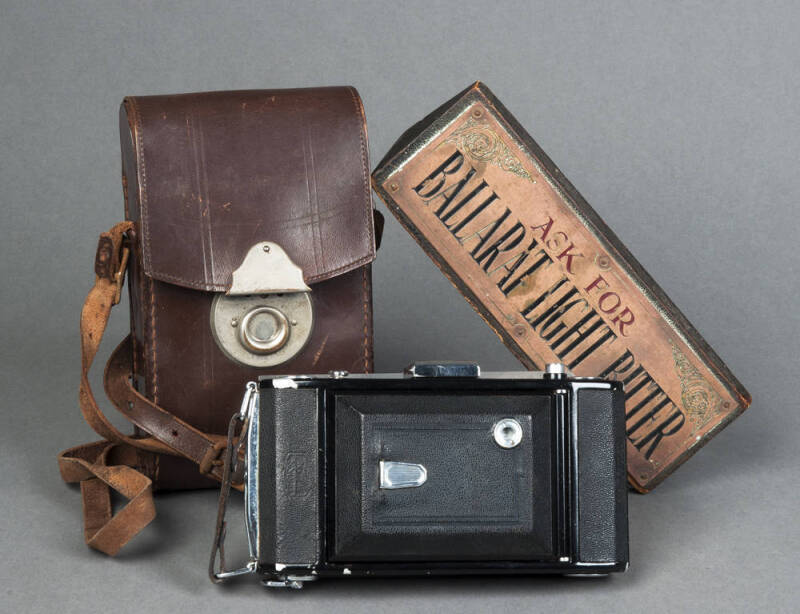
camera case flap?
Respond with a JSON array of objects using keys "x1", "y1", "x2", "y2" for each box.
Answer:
[{"x1": 211, "y1": 362, "x2": 628, "y2": 587}]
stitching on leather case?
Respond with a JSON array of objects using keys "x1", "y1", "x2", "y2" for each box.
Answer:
[
  {"x1": 121, "y1": 161, "x2": 139, "y2": 382},
  {"x1": 126, "y1": 103, "x2": 144, "y2": 390},
  {"x1": 122, "y1": 170, "x2": 130, "y2": 220},
  {"x1": 139, "y1": 232, "x2": 376, "y2": 289},
  {"x1": 131, "y1": 232, "x2": 141, "y2": 381},
  {"x1": 141, "y1": 269, "x2": 208, "y2": 288},
  {"x1": 128, "y1": 96, "x2": 159, "y2": 403},
  {"x1": 127, "y1": 97, "x2": 153, "y2": 279},
  {"x1": 347, "y1": 86, "x2": 375, "y2": 253},
  {"x1": 148, "y1": 274, "x2": 158, "y2": 403},
  {"x1": 146, "y1": 256, "x2": 377, "y2": 291},
  {"x1": 136, "y1": 235, "x2": 147, "y2": 395},
  {"x1": 350, "y1": 86, "x2": 374, "y2": 374},
  {"x1": 361, "y1": 265, "x2": 369, "y2": 373}
]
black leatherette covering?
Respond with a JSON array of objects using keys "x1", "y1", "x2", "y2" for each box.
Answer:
[
  {"x1": 258, "y1": 387, "x2": 320, "y2": 566},
  {"x1": 576, "y1": 388, "x2": 629, "y2": 563}
]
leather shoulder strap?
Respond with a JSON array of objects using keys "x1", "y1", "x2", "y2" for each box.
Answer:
[
  {"x1": 60, "y1": 222, "x2": 233, "y2": 555},
  {"x1": 77, "y1": 222, "x2": 171, "y2": 454},
  {"x1": 58, "y1": 441, "x2": 156, "y2": 555},
  {"x1": 63, "y1": 215, "x2": 383, "y2": 555},
  {"x1": 77, "y1": 221, "x2": 230, "y2": 480}
]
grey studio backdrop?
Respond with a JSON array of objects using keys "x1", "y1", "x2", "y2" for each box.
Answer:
[{"x1": 1, "y1": 1, "x2": 798, "y2": 612}]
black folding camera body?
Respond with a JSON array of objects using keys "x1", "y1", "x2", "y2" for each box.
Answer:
[{"x1": 215, "y1": 363, "x2": 629, "y2": 588}]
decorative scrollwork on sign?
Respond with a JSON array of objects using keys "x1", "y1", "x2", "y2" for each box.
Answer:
[
  {"x1": 671, "y1": 341, "x2": 722, "y2": 433},
  {"x1": 441, "y1": 118, "x2": 535, "y2": 183}
]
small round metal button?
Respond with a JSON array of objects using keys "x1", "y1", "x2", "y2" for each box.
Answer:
[
  {"x1": 493, "y1": 418, "x2": 523, "y2": 449},
  {"x1": 544, "y1": 363, "x2": 567, "y2": 379},
  {"x1": 239, "y1": 306, "x2": 290, "y2": 354}
]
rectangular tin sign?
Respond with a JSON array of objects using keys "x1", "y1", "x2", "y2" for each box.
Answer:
[{"x1": 372, "y1": 82, "x2": 751, "y2": 491}]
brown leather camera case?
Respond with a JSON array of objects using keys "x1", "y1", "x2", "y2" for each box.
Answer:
[
  {"x1": 120, "y1": 87, "x2": 377, "y2": 486},
  {"x1": 59, "y1": 87, "x2": 380, "y2": 554}
]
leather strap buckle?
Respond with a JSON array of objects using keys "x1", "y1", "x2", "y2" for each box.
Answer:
[
  {"x1": 112, "y1": 245, "x2": 130, "y2": 306},
  {"x1": 198, "y1": 441, "x2": 227, "y2": 476}
]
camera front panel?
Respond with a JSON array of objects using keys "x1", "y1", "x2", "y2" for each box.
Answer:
[{"x1": 332, "y1": 391, "x2": 555, "y2": 562}]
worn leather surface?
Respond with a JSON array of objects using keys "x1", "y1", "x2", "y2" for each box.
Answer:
[
  {"x1": 140, "y1": 267, "x2": 372, "y2": 443},
  {"x1": 58, "y1": 441, "x2": 155, "y2": 556},
  {"x1": 58, "y1": 87, "x2": 377, "y2": 557},
  {"x1": 120, "y1": 87, "x2": 377, "y2": 486},
  {"x1": 123, "y1": 87, "x2": 374, "y2": 291}
]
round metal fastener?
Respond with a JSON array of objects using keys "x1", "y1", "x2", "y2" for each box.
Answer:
[
  {"x1": 493, "y1": 418, "x2": 523, "y2": 449},
  {"x1": 211, "y1": 292, "x2": 313, "y2": 368},
  {"x1": 238, "y1": 306, "x2": 290, "y2": 354}
]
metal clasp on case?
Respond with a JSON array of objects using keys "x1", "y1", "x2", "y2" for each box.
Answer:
[{"x1": 210, "y1": 242, "x2": 314, "y2": 368}]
